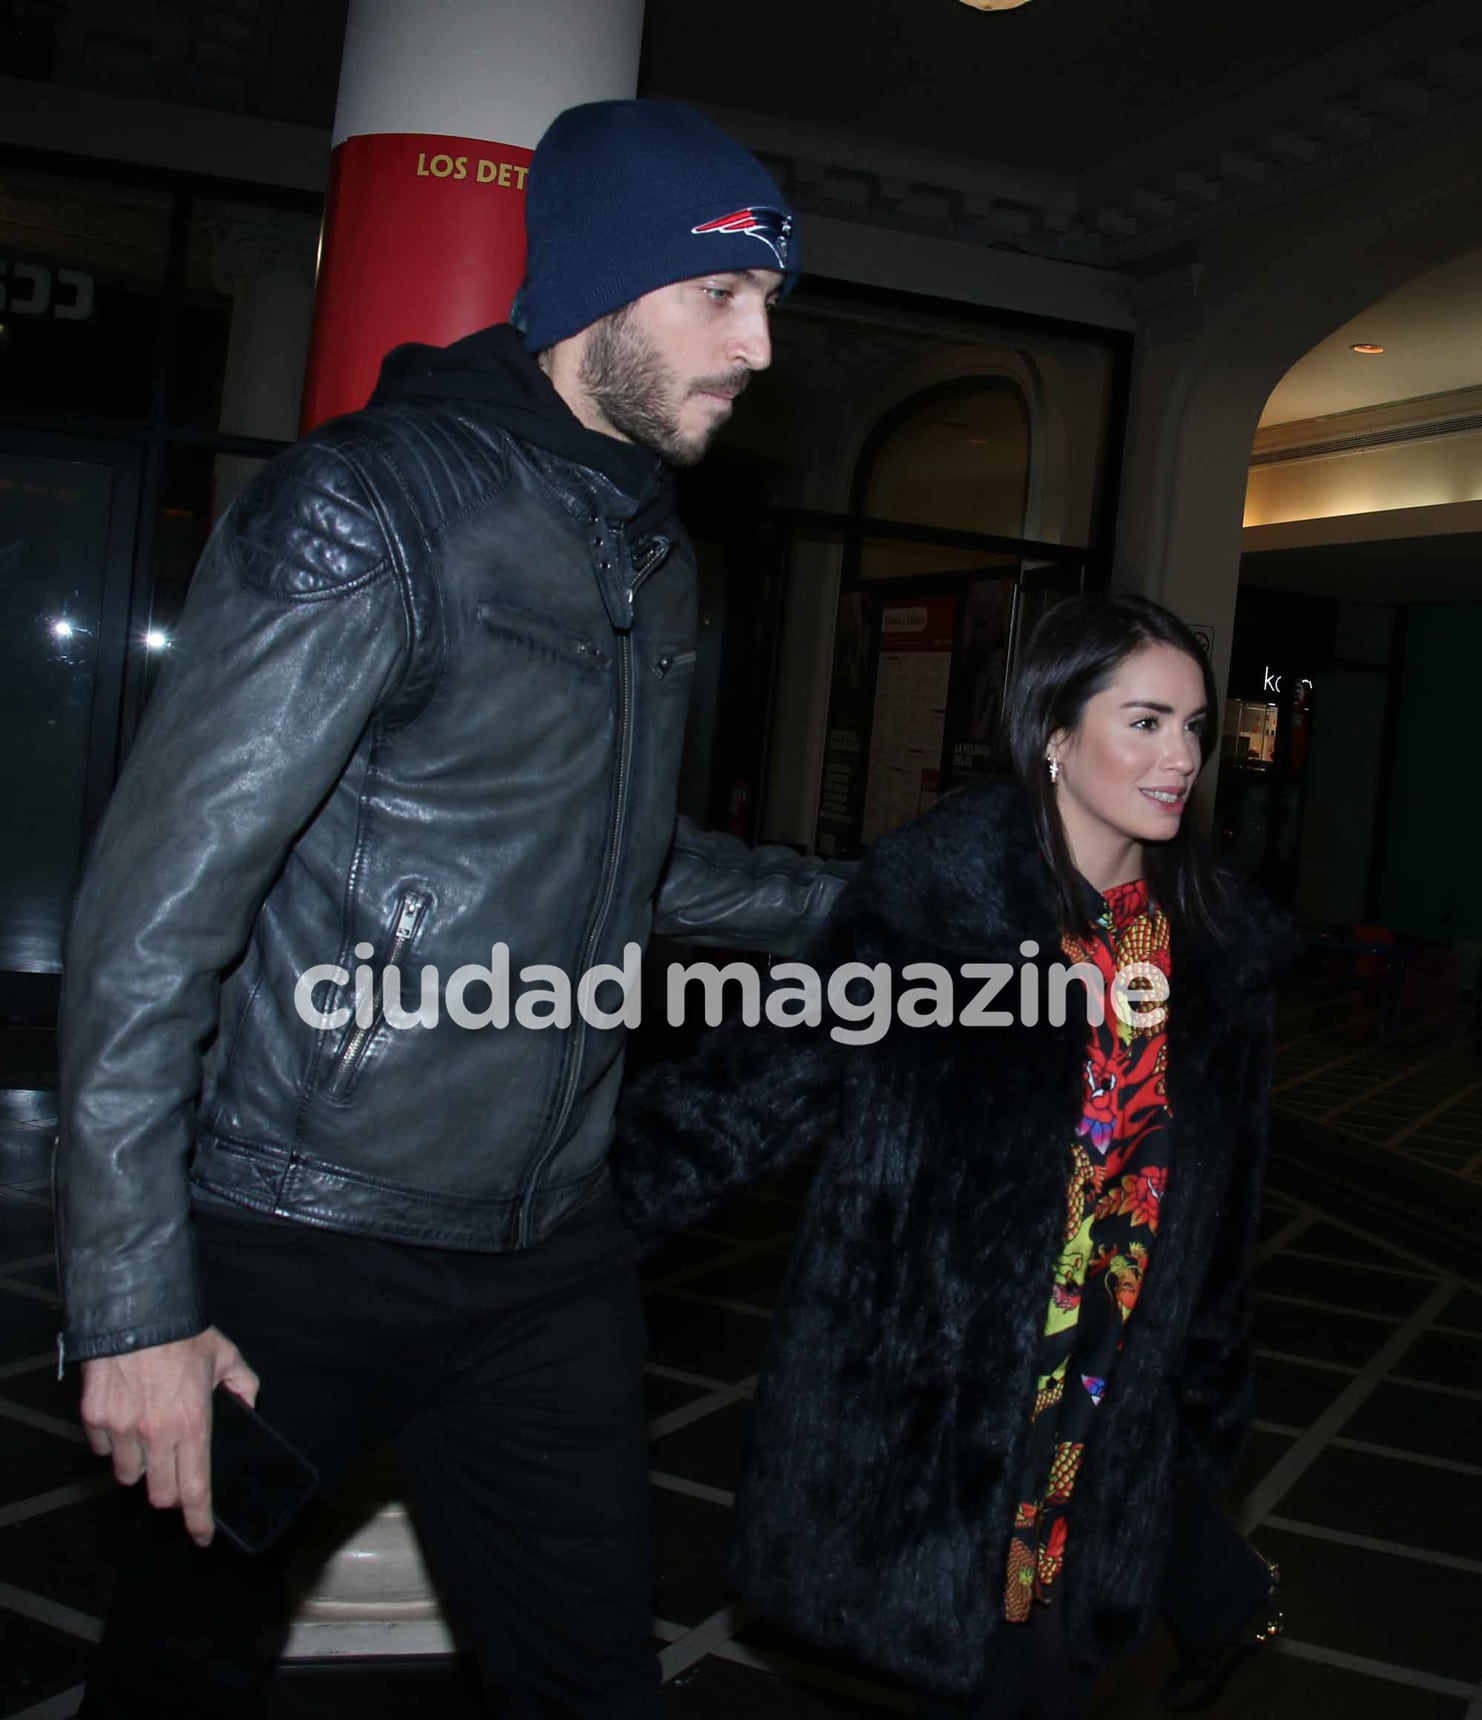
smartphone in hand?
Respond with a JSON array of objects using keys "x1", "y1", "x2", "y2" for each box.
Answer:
[{"x1": 209, "y1": 1383, "x2": 318, "y2": 1554}]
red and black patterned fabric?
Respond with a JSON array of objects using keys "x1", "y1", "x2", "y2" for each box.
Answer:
[{"x1": 1004, "y1": 878, "x2": 1173, "y2": 1622}]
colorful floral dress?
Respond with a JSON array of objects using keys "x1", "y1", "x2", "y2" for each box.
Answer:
[{"x1": 1003, "y1": 878, "x2": 1172, "y2": 1622}]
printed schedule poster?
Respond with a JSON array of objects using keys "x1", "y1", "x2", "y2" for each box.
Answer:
[{"x1": 861, "y1": 596, "x2": 958, "y2": 845}]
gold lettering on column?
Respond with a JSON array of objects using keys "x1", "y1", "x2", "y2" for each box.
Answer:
[{"x1": 453, "y1": 157, "x2": 533, "y2": 191}]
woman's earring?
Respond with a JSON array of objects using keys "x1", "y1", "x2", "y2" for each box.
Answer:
[{"x1": 1047, "y1": 756, "x2": 1061, "y2": 784}]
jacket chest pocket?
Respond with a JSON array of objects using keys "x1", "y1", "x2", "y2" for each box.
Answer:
[
  {"x1": 651, "y1": 648, "x2": 697, "y2": 682},
  {"x1": 321, "y1": 888, "x2": 432, "y2": 1102},
  {"x1": 477, "y1": 600, "x2": 609, "y2": 673}
]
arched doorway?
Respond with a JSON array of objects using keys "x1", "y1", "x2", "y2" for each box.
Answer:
[
  {"x1": 813, "y1": 372, "x2": 1090, "y2": 856},
  {"x1": 1113, "y1": 121, "x2": 1482, "y2": 845},
  {"x1": 853, "y1": 375, "x2": 1030, "y2": 579},
  {"x1": 1225, "y1": 244, "x2": 1482, "y2": 953}
]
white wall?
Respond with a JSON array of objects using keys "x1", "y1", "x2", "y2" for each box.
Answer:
[{"x1": 1245, "y1": 427, "x2": 1482, "y2": 528}]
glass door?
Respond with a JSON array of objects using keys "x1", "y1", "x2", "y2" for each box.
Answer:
[{"x1": 0, "y1": 432, "x2": 141, "y2": 981}]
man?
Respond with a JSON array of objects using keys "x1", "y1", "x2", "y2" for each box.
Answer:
[{"x1": 57, "y1": 100, "x2": 842, "y2": 1717}]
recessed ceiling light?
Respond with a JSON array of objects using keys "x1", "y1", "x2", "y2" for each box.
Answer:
[{"x1": 1350, "y1": 342, "x2": 1385, "y2": 354}]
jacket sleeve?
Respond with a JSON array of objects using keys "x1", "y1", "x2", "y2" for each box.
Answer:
[
  {"x1": 611, "y1": 914, "x2": 856, "y2": 1245},
  {"x1": 652, "y1": 816, "x2": 855, "y2": 956},
  {"x1": 1176, "y1": 992, "x2": 1277, "y2": 1492},
  {"x1": 55, "y1": 442, "x2": 409, "y2": 1364}
]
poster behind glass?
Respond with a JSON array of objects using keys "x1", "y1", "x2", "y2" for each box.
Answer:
[
  {"x1": 813, "y1": 560, "x2": 1094, "y2": 856},
  {"x1": 860, "y1": 595, "x2": 958, "y2": 845}
]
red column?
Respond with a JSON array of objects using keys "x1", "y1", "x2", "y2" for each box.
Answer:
[{"x1": 301, "y1": 0, "x2": 646, "y2": 432}]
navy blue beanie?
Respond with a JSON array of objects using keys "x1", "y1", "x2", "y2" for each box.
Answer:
[{"x1": 517, "y1": 100, "x2": 798, "y2": 353}]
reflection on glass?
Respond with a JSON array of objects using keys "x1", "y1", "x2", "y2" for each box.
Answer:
[
  {"x1": 135, "y1": 447, "x2": 266, "y2": 712},
  {"x1": 951, "y1": 575, "x2": 1014, "y2": 769},
  {"x1": 1, "y1": 454, "x2": 116, "y2": 970},
  {"x1": 0, "y1": 166, "x2": 170, "y2": 423}
]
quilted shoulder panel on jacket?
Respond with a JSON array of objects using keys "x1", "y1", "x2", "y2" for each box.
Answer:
[{"x1": 232, "y1": 435, "x2": 396, "y2": 600}]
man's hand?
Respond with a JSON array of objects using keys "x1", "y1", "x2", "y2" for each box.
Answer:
[{"x1": 80, "y1": 1328, "x2": 258, "y2": 1547}]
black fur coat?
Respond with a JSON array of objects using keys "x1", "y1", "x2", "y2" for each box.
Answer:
[{"x1": 614, "y1": 781, "x2": 1288, "y2": 1698}]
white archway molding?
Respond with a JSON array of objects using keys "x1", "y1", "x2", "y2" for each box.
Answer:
[{"x1": 1113, "y1": 120, "x2": 1482, "y2": 819}]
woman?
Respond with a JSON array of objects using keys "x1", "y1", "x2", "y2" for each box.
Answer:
[{"x1": 614, "y1": 594, "x2": 1288, "y2": 1716}]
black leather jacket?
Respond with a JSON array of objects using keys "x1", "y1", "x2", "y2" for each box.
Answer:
[{"x1": 56, "y1": 326, "x2": 845, "y2": 1364}]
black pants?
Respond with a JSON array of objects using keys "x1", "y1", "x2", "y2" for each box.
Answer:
[
  {"x1": 922, "y1": 1603, "x2": 1100, "y2": 1720},
  {"x1": 80, "y1": 1194, "x2": 660, "y2": 1719}
]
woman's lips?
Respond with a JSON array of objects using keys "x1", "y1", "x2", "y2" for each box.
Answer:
[{"x1": 1140, "y1": 787, "x2": 1186, "y2": 812}]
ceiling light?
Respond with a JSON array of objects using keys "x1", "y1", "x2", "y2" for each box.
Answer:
[
  {"x1": 144, "y1": 629, "x2": 169, "y2": 651},
  {"x1": 51, "y1": 619, "x2": 74, "y2": 640},
  {"x1": 1350, "y1": 342, "x2": 1385, "y2": 354},
  {"x1": 959, "y1": 0, "x2": 1034, "y2": 9}
]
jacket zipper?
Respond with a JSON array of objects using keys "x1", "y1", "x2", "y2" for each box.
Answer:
[
  {"x1": 325, "y1": 889, "x2": 430, "y2": 1099},
  {"x1": 514, "y1": 535, "x2": 668, "y2": 1243},
  {"x1": 632, "y1": 536, "x2": 670, "y2": 594},
  {"x1": 52, "y1": 1145, "x2": 65, "y2": 1377}
]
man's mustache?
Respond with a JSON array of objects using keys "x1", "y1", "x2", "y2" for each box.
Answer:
[{"x1": 688, "y1": 370, "x2": 751, "y2": 401}]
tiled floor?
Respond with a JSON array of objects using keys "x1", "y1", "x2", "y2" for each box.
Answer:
[
  {"x1": 3, "y1": 1068, "x2": 1480, "y2": 1715},
  {"x1": 1272, "y1": 983, "x2": 1482, "y2": 1187}
]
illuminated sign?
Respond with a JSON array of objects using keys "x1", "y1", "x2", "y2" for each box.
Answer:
[
  {"x1": 0, "y1": 261, "x2": 95, "y2": 321},
  {"x1": 1261, "y1": 666, "x2": 1313, "y2": 694}
]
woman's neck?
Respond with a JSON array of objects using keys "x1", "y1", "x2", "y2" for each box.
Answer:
[{"x1": 1064, "y1": 825, "x2": 1143, "y2": 895}]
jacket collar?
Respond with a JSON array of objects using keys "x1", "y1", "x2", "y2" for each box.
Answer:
[
  {"x1": 854, "y1": 779, "x2": 1057, "y2": 962},
  {"x1": 369, "y1": 322, "x2": 676, "y2": 539}
]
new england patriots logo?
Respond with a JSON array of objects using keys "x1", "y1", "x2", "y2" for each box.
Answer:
[{"x1": 691, "y1": 207, "x2": 793, "y2": 270}]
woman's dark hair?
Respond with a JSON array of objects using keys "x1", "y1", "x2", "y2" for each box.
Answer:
[{"x1": 1005, "y1": 591, "x2": 1224, "y2": 937}]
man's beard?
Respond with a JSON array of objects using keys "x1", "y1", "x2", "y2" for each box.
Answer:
[{"x1": 578, "y1": 304, "x2": 747, "y2": 467}]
